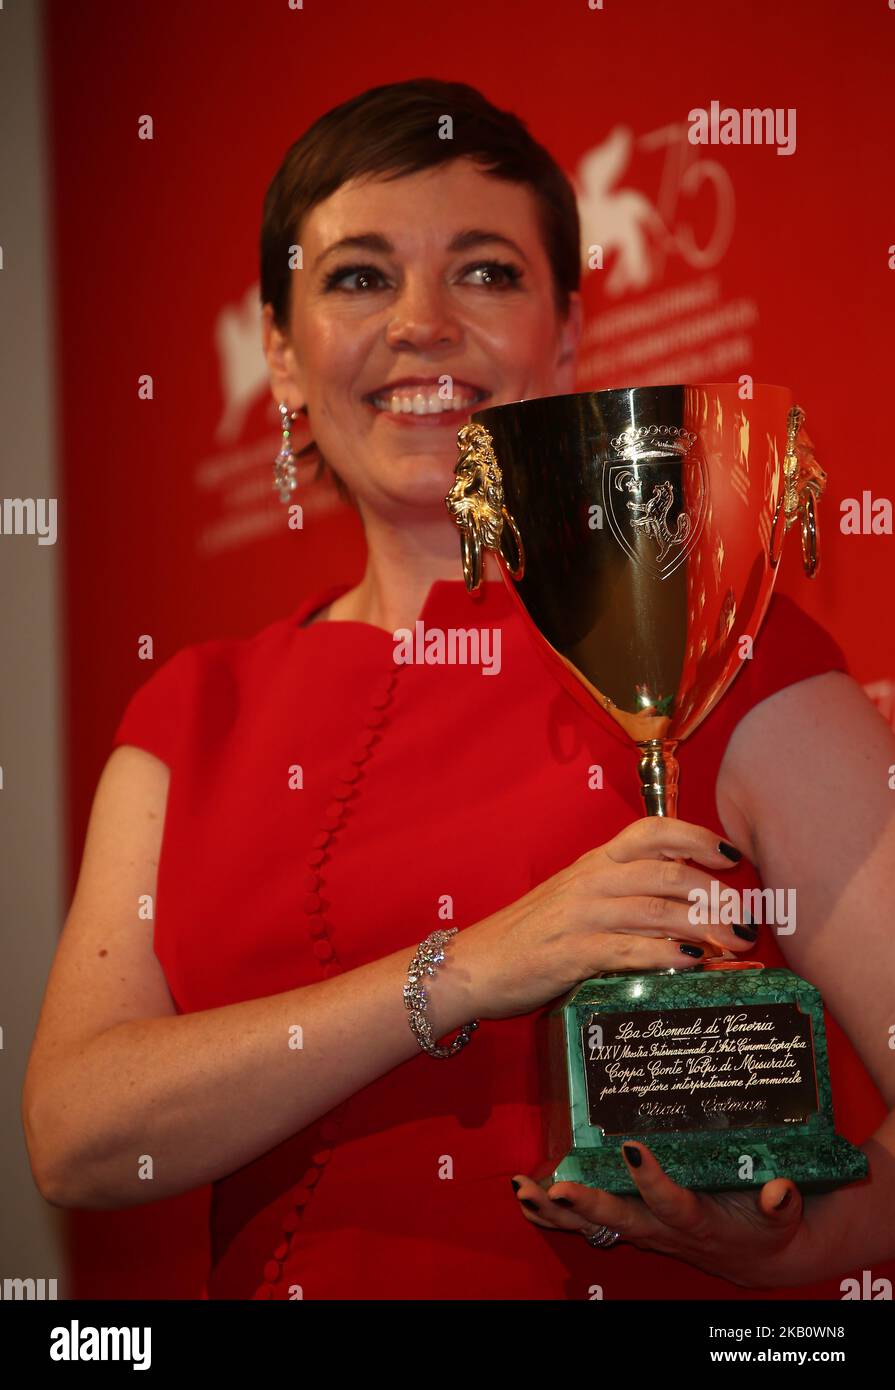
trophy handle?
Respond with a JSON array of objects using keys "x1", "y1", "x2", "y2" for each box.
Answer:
[
  {"x1": 458, "y1": 523, "x2": 483, "y2": 592},
  {"x1": 801, "y1": 487, "x2": 820, "y2": 578},
  {"x1": 499, "y1": 507, "x2": 525, "y2": 579},
  {"x1": 769, "y1": 405, "x2": 825, "y2": 578},
  {"x1": 446, "y1": 423, "x2": 526, "y2": 592}
]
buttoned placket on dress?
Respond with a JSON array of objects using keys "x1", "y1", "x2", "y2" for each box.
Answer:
[{"x1": 251, "y1": 657, "x2": 403, "y2": 1299}]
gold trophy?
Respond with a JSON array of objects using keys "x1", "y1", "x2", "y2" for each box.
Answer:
[{"x1": 446, "y1": 385, "x2": 867, "y2": 1194}]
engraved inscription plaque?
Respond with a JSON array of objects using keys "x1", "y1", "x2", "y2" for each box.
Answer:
[{"x1": 581, "y1": 1002, "x2": 819, "y2": 1135}]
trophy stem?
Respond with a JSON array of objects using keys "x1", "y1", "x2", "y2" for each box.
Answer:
[{"x1": 637, "y1": 738, "x2": 679, "y2": 818}]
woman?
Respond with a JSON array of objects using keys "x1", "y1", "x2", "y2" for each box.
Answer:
[{"x1": 23, "y1": 79, "x2": 895, "y2": 1300}]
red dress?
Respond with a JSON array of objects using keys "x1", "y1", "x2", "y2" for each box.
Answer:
[{"x1": 112, "y1": 579, "x2": 891, "y2": 1300}]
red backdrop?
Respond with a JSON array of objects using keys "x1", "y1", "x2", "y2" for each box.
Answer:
[{"x1": 46, "y1": 0, "x2": 894, "y2": 1297}]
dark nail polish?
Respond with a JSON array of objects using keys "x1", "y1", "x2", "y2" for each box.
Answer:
[
  {"x1": 680, "y1": 943, "x2": 704, "y2": 958},
  {"x1": 510, "y1": 1179, "x2": 521, "y2": 1194},
  {"x1": 718, "y1": 841, "x2": 742, "y2": 862},
  {"x1": 551, "y1": 1196, "x2": 575, "y2": 1208},
  {"x1": 520, "y1": 1197, "x2": 540, "y2": 1213},
  {"x1": 733, "y1": 922, "x2": 758, "y2": 942},
  {"x1": 775, "y1": 1188, "x2": 792, "y2": 1210},
  {"x1": 623, "y1": 1145, "x2": 642, "y2": 1168}
]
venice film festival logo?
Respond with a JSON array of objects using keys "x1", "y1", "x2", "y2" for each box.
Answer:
[{"x1": 575, "y1": 120, "x2": 736, "y2": 297}]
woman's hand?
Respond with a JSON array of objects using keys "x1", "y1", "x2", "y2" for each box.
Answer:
[
  {"x1": 511, "y1": 1142, "x2": 814, "y2": 1288},
  {"x1": 455, "y1": 818, "x2": 756, "y2": 1022}
]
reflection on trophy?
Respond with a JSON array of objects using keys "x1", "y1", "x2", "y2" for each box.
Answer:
[{"x1": 446, "y1": 385, "x2": 867, "y2": 1194}]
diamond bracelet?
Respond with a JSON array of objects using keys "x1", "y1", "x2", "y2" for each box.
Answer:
[{"x1": 403, "y1": 927, "x2": 479, "y2": 1059}]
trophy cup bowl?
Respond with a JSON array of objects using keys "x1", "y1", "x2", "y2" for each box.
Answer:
[{"x1": 445, "y1": 383, "x2": 867, "y2": 1195}]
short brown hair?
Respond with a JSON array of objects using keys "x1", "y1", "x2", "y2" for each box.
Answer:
[{"x1": 260, "y1": 78, "x2": 581, "y2": 495}]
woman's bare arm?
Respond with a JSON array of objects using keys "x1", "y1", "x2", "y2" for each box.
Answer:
[
  {"x1": 22, "y1": 746, "x2": 474, "y2": 1210},
  {"x1": 717, "y1": 669, "x2": 895, "y2": 1276},
  {"x1": 24, "y1": 720, "x2": 777, "y2": 1214},
  {"x1": 719, "y1": 670, "x2": 895, "y2": 1105}
]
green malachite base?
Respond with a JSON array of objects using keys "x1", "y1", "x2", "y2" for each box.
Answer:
[
  {"x1": 534, "y1": 966, "x2": 868, "y2": 1196},
  {"x1": 543, "y1": 1130, "x2": 867, "y2": 1195}
]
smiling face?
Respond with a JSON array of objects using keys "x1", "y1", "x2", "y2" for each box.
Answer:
[{"x1": 263, "y1": 158, "x2": 582, "y2": 518}]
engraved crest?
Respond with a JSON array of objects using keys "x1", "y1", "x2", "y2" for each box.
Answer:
[{"x1": 603, "y1": 425, "x2": 707, "y2": 580}]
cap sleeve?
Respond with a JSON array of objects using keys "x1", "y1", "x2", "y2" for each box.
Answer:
[
  {"x1": 111, "y1": 646, "x2": 200, "y2": 769},
  {"x1": 691, "y1": 594, "x2": 848, "y2": 755}
]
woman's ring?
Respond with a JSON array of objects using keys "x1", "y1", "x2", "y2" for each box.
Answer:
[{"x1": 582, "y1": 1224, "x2": 621, "y2": 1248}]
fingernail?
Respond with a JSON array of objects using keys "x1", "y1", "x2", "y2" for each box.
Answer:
[
  {"x1": 623, "y1": 1144, "x2": 642, "y2": 1167},
  {"x1": 520, "y1": 1197, "x2": 540, "y2": 1213},
  {"x1": 510, "y1": 1179, "x2": 521, "y2": 1194},
  {"x1": 680, "y1": 943, "x2": 704, "y2": 958},
  {"x1": 775, "y1": 1188, "x2": 792, "y2": 1210},
  {"x1": 718, "y1": 841, "x2": 742, "y2": 862},
  {"x1": 551, "y1": 1196, "x2": 575, "y2": 1208},
  {"x1": 732, "y1": 922, "x2": 758, "y2": 942}
]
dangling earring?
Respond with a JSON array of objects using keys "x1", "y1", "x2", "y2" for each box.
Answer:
[{"x1": 273, "y1": 402, "x2": 300, "y2": 503}]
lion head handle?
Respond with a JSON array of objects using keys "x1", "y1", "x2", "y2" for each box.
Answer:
[
  {"x1": 769, "y1": 405, "x2": 826, "y2": 578},
  {"x1": 445, "y1": 423, "x2": 524, "y2": 591}
]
